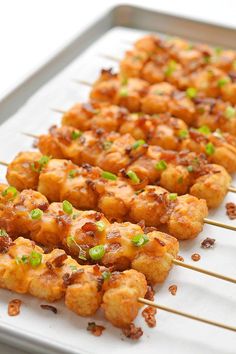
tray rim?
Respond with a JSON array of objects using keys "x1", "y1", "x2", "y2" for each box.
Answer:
[{"x1": 0, "y1": 3, "x2": 236, "y2": 354}]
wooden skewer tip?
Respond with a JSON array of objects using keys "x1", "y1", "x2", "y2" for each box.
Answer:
[{"x1": 138, "y1": 298, "x2": 236, "y2": 332}]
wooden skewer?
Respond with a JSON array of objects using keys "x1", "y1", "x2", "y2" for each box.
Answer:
[
  {"x1": 21, "y1": 129, "x2": 236, "y2": 197},
  {"x1": 228, "y1": 186, "x2": 236, "y2": 193},
  {"x1": 138, "y1": 298, "x2": 236, "y2": 332},
  {"x1": 173, "y1": 259, "x2": 236, "y2": 284},
  {"x1": 73, "y1": 79, "x2": 93, "y2": 87},
  {"x1": 204, "y1": 218, "x2": 236, "y2": 232},
  {"x1": 3, "y1": 134, "x2": 236, "y2": 231},
  {"x1": 99, "y1": 54, "x2": 120, "y2": 62}
]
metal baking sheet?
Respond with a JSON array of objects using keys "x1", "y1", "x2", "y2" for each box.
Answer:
[{"x1": 0, "y1": 4, "x2": 236, "y2": 354}]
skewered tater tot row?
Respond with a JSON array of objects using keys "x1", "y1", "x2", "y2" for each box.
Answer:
[
  {"x1": 133, "y1": 35, "x2": 236, "y2": 74},
  {"x1": 5, "y1": 153, "x2": 208, "y2": 240},
  {"x1": 88, "y1": 69, "x2": 236, "y2": 135},
  {"x1": 0, "y1": 233, "x2": 147, "y2": 329},
  {"x1": 61, "y1": 101, "x2": 236, "y2": 173},
  {"x1": 119, "y1": 35, "x2": 236, "y2": 103},
  {"x1": 0, "y1": 183, "x2": 178, "y2": 284},
  {"x1": 34, "y1": 125, "x2": 231, "y2": 208}
]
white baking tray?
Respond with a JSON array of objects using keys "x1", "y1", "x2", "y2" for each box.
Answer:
[{"x1": 0, "y1": 5, "x2": 235, "y2": 354}]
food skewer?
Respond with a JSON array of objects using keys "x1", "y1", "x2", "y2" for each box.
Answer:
[
  {"x1": 121, "y1": 34, "x2": 236, "y2": 76},
  {"x1": 23, "y1": 127, "x2": 232, "y2": 209},
  {"x1": 75, "y1": 74, "x2": 236, "y2": 136},
  {"x1": 99, "y1": 35, "x2": 236, "y2": 105},
  {"x1": 0, "y1": 183, "x2": 235, "y2": 285},
  {"x1": 1, "y1": 234, "x2": 235, "y2": 333},
  {"x1": 51, "y1": 102, "x2": 236, "y2": 175},
  {"x1": 2, "y1": 152, "x2": 236, "y2": 238}
]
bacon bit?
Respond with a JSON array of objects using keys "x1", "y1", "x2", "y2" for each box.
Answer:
[
  {"x1": 201, "y1": 237, "x2": 216, "y2": 249},
  {"x1": 120, "y1": 168, "x2": 128, "y2": 178},
  {"x1": 81, "y1": 163, "x2": 93, "y2": 172},
  {"x1": 93, "y1": 264, "x2": 102, "y2": 276},
  {"x1": 144, "y1": 226, "x2": 157, "y2": 234},
  {"x1": 40, "y1": 304, "x2": 57, "y2": 314},
  {"x1": 145, "y1": 285, "x2": 155, "y2": 301},
  {"x1": 87, "y1": 322, "x2": 105, "y2": 336},
  {"x1": 62, "y1": 269, "x2": 84, "y2": 286},
  {"x1": 137, "y1": 220, "x2": 145, "y2": 230},
  {"x1": 106, "y1": 230, "x2": 121, "y2": 240},
  {"x1": 155, "y1": 238, "x2": 166, "y2": 247},
  {"x1": 191, "y1": 253, "x2": 201, "y2": 262},
  {"x1": 226, "y1": 202, "x2": 236, "y2": 220},
  {"x1": 168, "y1": 284, "x2": 177, "y2": 296},
  {"x1": 142, "y1": 306, "x2": 157, "y2": 328},
  {"x1": 51, "y1": 253, "x2": 67, "y2": 268},
  {"x1": 81, "y1": 221, "x2": 97, "y2": 233},
  {"x1": 0, "y1": 234, "x2": 13, "y2": 254},
  {"x1": 85, "y1": 179, "x2": 96, "y2": 191},
  {"x1": 37, "y1": 201, "x2": 49, "y2": 211},
  {"x1": 8, "y1": 299, "x2": 22, "y2": 316},
  {"x1": 122, "y1": 323, "x2": 143, "y2": 340},
  {"x1": 176, "y1": 255, "x2": 184, "y2": 262},
  {"x1": 94, "y1": 212, "x2": 102, "y2": 221}
]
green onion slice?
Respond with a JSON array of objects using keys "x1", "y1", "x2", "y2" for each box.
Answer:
[
  {"x1": 197, "y1": 125, "x2": 211, "y2": 135},
  {"x1": 0, "y1": 229, "x2": 8, "y2": 237},
  {"x1": 119, "y1": 87, "x2": 128, "y2": 97},
  {"x1": 89, "y1": 245, "x2": 105, "y2": 261},
  {"x1": 96, "y1": 221, "x2": 105, "y2": 232},
  {"x1": 101, "y1": 171, "x2": 117, "y2": 181},
  {"x1": 178, "y1": 130, "x2": 189, "y2": 139},
  {"x1": 168, "y1": 193, "x2": 178, "y2": 201},
  {"x1": 71, "y1": 130, "x2": 82, "y2": 140},
  {"x1": 131, "y1": 234, "x2": 149, "y2": 247},
  {"x1": 62, "y1": 200, "x2": 73, "y2": 215},
  {"x1": 155, "y1": 160, "x2": 167, "y2": 171},
  {"x1": 29, "y1": 251, "x2": 42, "y2": 267},
  {"x1": 225, "y1": 106, "x2": 236, "y2": 119},
  {"x1": 132, "y1": 139, "x2": 146, "y2": 149},
  {"x1": 2, "y1": 186, "x2": 18, "y2": 199},
  {"x1": 30, "y1": 208, "x2": 43, "y2": 220},
  {"x1": 127, "y1": 170, "x2": 140, "y2": 183},
  {"x1": 186, "y1": 87, "x2": 197, "y2": 99},
  {"x1": 205, "y1": 142, "x2": 215, "y2": 155},
  {"x1": 102, "y1": 271, "x2": 111, "y2": 280}
]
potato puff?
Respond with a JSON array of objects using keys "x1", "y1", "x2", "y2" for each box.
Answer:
[
  {"x1": 90, "y1": 69, "x2": 149, "y2": 112},
  {"x1": 181, "y1": 129, "x2": 236, "y2": 173},
  {"x1": 120, "y1": 49, "x2": 149, "y2": 78},
  {"x1": 221, "y1": 82, "x2": 236, "y2": 105},
  {"x1": 0, "y1": 236, "x2": 105, "y2": 315},
  {"x1": 211, "y1": 50, "x2": 236, "y2": 72},
  {"x1": 134, "y1": 35, "x2": 165, "y2": 54},
  {"x1": 141, "y1": 83, "x2": 196, "y2": 125},
  {"x1": 103, "y1": 221, "x2": 179, "y2": 284},
  {"x1": 6, "y1": 151, "x2": 41, "y2": 190},
  {"x1": 102, "y1": 269, "x2": 147, "y2": 328},
  {"x1": 195, "y1": 98, "x2": 236, "y2": 135},
  {"x1": 189, "y1": 66, "x2": 230, "y2": 98},
  {"x1": 61, "y1": 101, "x2": 110, "y2": 131},
  {"x1": 190, "y1": 164, "x2": 231, "y2": 209},
  {"x1": 37, "y1": 159, "x2": 76, "y2": 202},
  {"x1": 0, "y1": 187, "x2": 49, "y2": 238},
  {"x1": 130, "y1": 186, "x2": 207, "y2": 240}
]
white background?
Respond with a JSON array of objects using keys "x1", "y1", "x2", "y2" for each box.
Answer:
[{"x1": 0, "y1": 1, "x2": 236, "y2": 353}]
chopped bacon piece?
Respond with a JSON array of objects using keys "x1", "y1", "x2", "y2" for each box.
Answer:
[
  {"x1": 8, "y1": 299, "x2": 22, "y2": 316},
  {"x1": 87, "y1": 322, "x2": 105, "y2": 336},
  {"x1": 122, "y1": 323, "x2": 143, "y2": 340},
  {"x1": 142, "y1": 306, "x2": 157, "y2": 328}
]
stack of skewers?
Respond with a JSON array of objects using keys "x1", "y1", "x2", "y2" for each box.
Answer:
[{"x1": 1, "y1": 33, "x2": 236, "y2": 339}]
